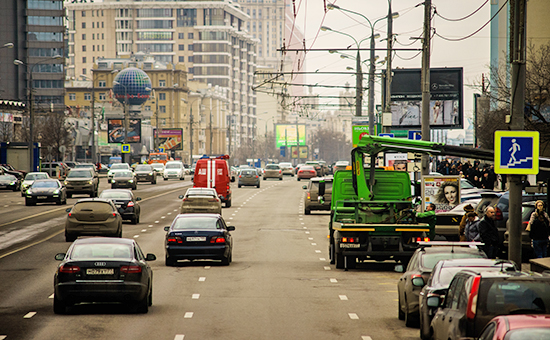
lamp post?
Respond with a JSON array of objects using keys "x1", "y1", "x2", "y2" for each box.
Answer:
[
  {"x1": 112, "y1": 80, "x2": 129, "y2": 163},
  {"x1": 14, "y1": 55, "x2": 62, "y2": 172},
  {"x1": 146, "y1": 87, "x2": 159, "y2": 151},
  {"x1": 182, "y1": 93, "x2": 202, "y2": 165}
]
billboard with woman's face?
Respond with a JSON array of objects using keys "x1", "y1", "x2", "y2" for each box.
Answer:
[{"x1": 421, "y1": 176, "x2": 461, "y2": 213}]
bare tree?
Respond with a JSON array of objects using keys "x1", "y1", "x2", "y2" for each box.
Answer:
[
  {"x1": 310, "y1": 128, "x2": 349, "y2": 164},
  {"x1": 38, "y1": 112, "x2": 73, "y2": 161}
]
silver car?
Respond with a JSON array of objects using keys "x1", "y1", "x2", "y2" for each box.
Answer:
[{"x1": 263, "y1": 164, "x2": 283, "y2": 180}]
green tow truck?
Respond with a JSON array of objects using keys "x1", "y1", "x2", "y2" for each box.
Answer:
[{"x1": 328, "y1": 135, "x2": 493, "y2": 269}]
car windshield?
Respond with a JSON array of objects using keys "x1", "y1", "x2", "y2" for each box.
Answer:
[
  {"x1": 480, "y1": 280, "x2": 550, "y2": 314},
  {"x1": 32, "y1": 181, "x2": 59, "y2": 188},
  {"x1": 240, "y1": 170, "x2": 256, "y2": 175},
  {"x1": 436, "y1": 265, "x2": 513, "y2": 286},
  {"x1": 506, "y1": 328, "x2": 550, "y2": 340},
  {"x1": 70, "y1": 243, "x2": 133, "y2": 260},
  {"x1": 421, "y1": 252, "x2": 484, "y2": 269},
  {"x1": 266, "y1": 165, "x2": 279, "y2": 170},
  {"x1": 280, "y1": 163, "x2": 292, "y2": 167},
  {"x1": 111, "y1": 164, "x2": 129, "y2": 170},
  {"x1": 0, "y1": 175, "x2": 16, "y2": 180},
  {"x1": 100, "y1": 191, "x2": 132, "y2": 199},
  {"x1": 460, "y1": 179, "x2": 475, "y2": 189},
  {"x1": 114, "y1": 171, "x2": 132, "y2": 177},
  {"x1": 150, "y1": 154, "x2": 167, "y2": 160},
  {"x1": 310, "y1": 181, "x2": 333, "y2": 191},
  {"x1": 165, "y1": 163, "x2": 182, "y2": 169},
  {"x1": 172, "y1": 217, "x2": 219, "y2": 230},
  {"x1": 135, "y1": 165, "x2": 152, "y2": 171},
  {"x1": 76, "y1": 164, "x2": 94, "y2": 169},
  {"x1": 67, "y1": 170, "x2": 92, "y2": 178},
  {"x1": 151, "y1": 164, "x2": 163, "y2": 170},
  {"x1": 25, "y1": 173, "x2": 48, "y2": 180}
]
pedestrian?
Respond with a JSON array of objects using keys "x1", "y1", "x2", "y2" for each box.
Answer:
[
  {"x1": 478, "y1": 206, "x2": 500, "y2": 258},
  {"x1": 464, "y1": 212, "x2": 481, "y2": 242},
  {"x1": 459, "y1": 204, "x2": 475, "y2": 241},
  {"x1": 526, "y1": 200, "x2": 550, "y2": 258}
]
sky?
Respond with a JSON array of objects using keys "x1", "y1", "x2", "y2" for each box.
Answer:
[{"x1": 288, "y1": 0, "x2": 493, "y2": 138}]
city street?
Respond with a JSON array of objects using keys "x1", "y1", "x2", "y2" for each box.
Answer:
[{"x1": 0, "y1": 177, "x2": 417, "y2": 340}]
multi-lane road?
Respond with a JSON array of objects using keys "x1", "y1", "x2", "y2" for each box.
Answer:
[{"x1": 0, "y1": 176, "x2": 418, "y2": 339}]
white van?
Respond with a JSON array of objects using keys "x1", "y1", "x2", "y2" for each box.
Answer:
[{"x1": 164, "y1": 161, "x2": 185, "y2": 180}]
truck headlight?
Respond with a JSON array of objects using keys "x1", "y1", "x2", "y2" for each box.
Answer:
[{"x1": 111, "y1": 180, "x2": 115, "y2": 183}]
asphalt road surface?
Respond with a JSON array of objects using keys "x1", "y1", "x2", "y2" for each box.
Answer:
[{"x1": 0, "y1": 176, "x2": 418, "y2": 340}]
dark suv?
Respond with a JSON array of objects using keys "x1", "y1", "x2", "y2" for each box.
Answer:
[
  {"x1": 63, "y1": 169, "x2": 99, "y2": 198},
  {"x1": 303, "y1": 177, "x2": 332, "y2": 215},
  {"x1": 429, "y1": 270, "x2": 550, "y2": 339}
]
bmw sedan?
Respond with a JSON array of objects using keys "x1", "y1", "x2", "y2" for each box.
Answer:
[
  {"x1": 25, "y1": 179, "x2": 67, "y2": 206},
  {"x1": 164, "y1": 214, "x2": 235, "y2": 266},
  {"x1": 99, "y1": 189, "x2": 142, "y2": 224},
  {"x1": 53, "y1": 237, "x2": 156, "y2": 314}
]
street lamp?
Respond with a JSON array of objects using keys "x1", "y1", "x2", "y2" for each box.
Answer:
[
  {"x1": 145, "y1": 87, "x2": 160, "y2": 151},
  {"x1": 113, "y1": 80, "x2": 129, "y2": 163},
  {"x1": 14, "y1": 55, "x2": 63, "y2": 172},
  {"x1": 181, "y1": 93, "x2": 202, "y2": 165}
]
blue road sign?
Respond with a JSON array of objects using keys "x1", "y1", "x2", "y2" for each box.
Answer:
[
  {"x1": 280, "y1": 146, "x2": 286, "y2": 157},
  {"x1": 379, "y1": 133, "x2": 394, "y2": 138},
  {"x1": 158, "y1": 147, "x2": 165, "y2": 153},
  {"x1": 494, "y1": 131, "x2": 539, "y2": 175},
  {"x1": 121, "y1": 144, "x2": 131, "y2": 153},
  {"x1": 408, "y1": 130, "x2": 422, "y2": 140}
]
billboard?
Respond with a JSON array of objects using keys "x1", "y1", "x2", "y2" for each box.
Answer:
[
  {"x1": 275, "y1": 124, "x2": 306, "y2": 148},
  {"x1": 421, "y1": 176, "x2": 461, "y2": 213},
  {"x1": 291, "y1": 145, "x2": 308, "y2": 159},
  {"x1": 382, "y1": 68, "x2": 463, "y2": 129},
  {"x1": 107, "y1": 119, "x2": 141, "y2": 143},
  {"x1": 154, "y1": 128, "x2": 184, "y2": 151}
]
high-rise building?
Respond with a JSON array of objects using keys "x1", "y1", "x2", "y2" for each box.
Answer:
[{"x1": 65, "y1": 0, "x2": 257, "y2": 151}]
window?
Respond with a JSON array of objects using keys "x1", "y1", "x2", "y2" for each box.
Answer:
[
  {"x1": 179, "y1": 44, "x2": 184, "y2": 51},
  {"x1": 99, "y1": 80, "x2": 106, "y2": 87},
  {"x1": 82, "y1": 10, "x2": 86, "y2": 17},
  {"x1": 92, "y1": 22, "x2": 95, "y2": 28},
  {"x1": 159, "y1": 80, "x2": 166, "y2": 87},
  {"x1": 82, "y1": 22, "x2": 86, "y2": 29},
  {"x1": 101, "y1": 22, "x2": 104, "y2": 28},
  {"x1": 99, "y1": 93, "x2": 106, "y2": 100},
  {"x1": 188, "y1": 32, "x2": 194, "y2": 39},
  {"x1": 159, "y1": 93, "x2": 166, "y2": 100},
  {"x1": 179, "y1": 56, "x2": 184, "y2": 62},
  {"x1": 188, "y1": 44, "x2": 194, "y2": 51},
  {"x1": 92, "y1": 33, "x2": 95, "y2": 40},
  {"x1": 82, "y1": 57, "x2": 86, "y2": 63},
  {"x1": 92, "y1": 45, "x2": 95, "y2": 51},
  {"x1": 178, "y1": 33, "x2": 184, "y2": 39},
  {"x1": 188, "y1": 56, "x2": 193, "y2": 62},
  {"x1": 82, "y1": 68, "x2": 86, "y2": 75},
  {"x1": 69, "y1": 93, "x2": 76, "y2": 101},
  {"x1": 159, "y1": 106, "x2": 166, "y2": 113},
  {"x1": 82, "y1": 45, "x2": 86, "y2": 52},
  {"x1": 82, "y1": 34, "x2": 86, "y2": 40},
  {"x1": 84, "y1": 93, "x2": 91, "y2": 101}
]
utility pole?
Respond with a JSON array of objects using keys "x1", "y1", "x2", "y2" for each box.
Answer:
[
  {"x1": 384, "y1": 1, "x2": 394, "y2": 133},
  {"x1": 420, "y1": 0, "x2": 432, "y2": 176},
  {"x1": 189, "y1": 104, "x2": 194, "y2": 165},
  {"x1": 368, "y1": 32, "x2": 376, "y2": 135},
  {"x1": 508, "y1": 0, "x2": 527, "y2": 266},
  {"x1": 209, "y1": 95, "x2": 213, "y2": 154},
  {"x1": 296, "y1": 116, "x2": 300, "y2": 164},
  {"x1": 355, "y1": 49, "x2": 363, "y2": 120},
  {"x1": 91, "y1": 70, "x2": 96, "y2": 164}
]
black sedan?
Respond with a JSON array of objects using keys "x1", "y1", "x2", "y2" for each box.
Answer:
[
  {"x1": 134, "y1": 164, "x2": 157, "y2": 184},
  {"x1": 164, "y1": 214, "x2": 235, "y2": 266},
  {"x1": 0, "y1": 174, "x2": 21, "y2": 191},
  {"x1": 99, "y1": 189, "x2": 142, "y2": 224},
  {"x1": 111, "y1": 170, "x2": 137, "y2": 190},
  {"x1": 25, "y1": 179, "x2": 67, "y2": 206},
  {"x1": 53, "y1": 237, "x2": 155, "y2": 314}
]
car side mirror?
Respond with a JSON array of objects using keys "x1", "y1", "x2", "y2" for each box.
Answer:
[
  {"x1": 426, "y1": 295, "x2": 443, "y2": 308},
  {"x1": 145, "y1": 253, "x2": 156, "y2": 261},
  {"x1": 411, "y1": 277, "x2": 425, "y2": 287},
  {"x1": 178, "y1": 195, "x2": 184, "y2": 199},
  {"x1": 302, "y1": 185, "x2": 307, "y2": 190},
  {"x1": 136, "y1": 197, "x2": 142, "y2": 201},
  {"x1": 227, "y1": 226, "x2": 235, "y2": 231},
  {"x1": 65, "y1": 208, "x2": 72, "y2": 213},
  {"x1": 164, "y1": 226, "x2": 170, "y2": 232},
  {"x1": 55, "y1": 253, "x2": 66, "y2": 260},
  {"x1": 394, "y1": 264, "x2": 404, "y2": 273}
]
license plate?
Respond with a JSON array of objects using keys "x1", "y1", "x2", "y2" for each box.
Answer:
[
  {"x1": 340, "y1": 243, "x2": 360, "y2": 248},
  {"x1": 37, "y1": 196, "x2": 47, "y2": 199},
  {"x1": 86, "y1": 268, "x2": 114, "y2": 275},
  {"x1": 186, "y1": 237, "x2": 206, "y2": 242}
]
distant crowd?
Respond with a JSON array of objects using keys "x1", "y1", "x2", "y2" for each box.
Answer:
[{"x1": 433, "y1": 159, "x2": 504, "y2": 191}]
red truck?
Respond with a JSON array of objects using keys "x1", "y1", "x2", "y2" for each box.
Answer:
[{"x1": 193, "y1": 155, "x2": 232, "y2": 207}]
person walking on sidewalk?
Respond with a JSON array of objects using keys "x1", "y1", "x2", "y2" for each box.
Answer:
[{"x1": 526, "y1": 200, "x2": 550, "y2": 258}]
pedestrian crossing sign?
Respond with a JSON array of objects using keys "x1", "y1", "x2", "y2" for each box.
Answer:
[
  {"x1": 494, "y1": 131, "x2": 539, "y2": 174},
  {"x1": 121, "y1": 144, "x2": 131, "y2": 153}
]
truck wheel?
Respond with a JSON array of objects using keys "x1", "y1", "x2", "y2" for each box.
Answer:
[
  {"x1": 305, "y1": 208, "x2": 311, "y2": 215},
  {"x1": 329, "y1": 242, "x2": 335, "y2": 264},
  {"x1": 335, "y1": 253, "x2": 345, "y2": 269},
  {"x1": 225, "y1": 199, "x2": 232, "y2": 208}
]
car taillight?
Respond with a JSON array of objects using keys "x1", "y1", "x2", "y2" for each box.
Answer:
[
  {"x1": 210, "y1": 237, "x2": 226, "y2": 244},
  {"x1": 182, "y1": 198, "x2": 189, "y2": 201},
  {"x1": 495, "y1": 207, "x2": 503, "y2": 220},
  {"x1": 466, "y1": 275, "x2": 481, "y2": 320},
  {"x1": 255, "y1": 175, "x2": 259, "y2": 178},
  {"x1": 307, "y1": 192, "x2": 310, "y2": 200},
  {"x1": 341, "y1": 237, "x2": 357, "y2": 243},
  {"x1": 226, "y1": 185, "x2": 230, "y2": 191},
  {"x1": 113, "y1": 212, "x2": 117, "y2": 217},
  {"x1": 522, "y1": 221, "x2": 529, "y2": 229},
  {"x1": 127, "y1": 201, "x2": 134, "y2": 207},
  {"x1": 239, "y1": 175, "x2": 242, "y2": 178},
  {"x1": 68, "y1": 212, "x2": 72, "y2": 217},
  {"x1": 120, "y1": 265, "x2": 142, "y2": 273},
  {"x1": 59, "y1": 264, "x2": 80, "y2": 273},
  {"x1": 310, "y1": 171, "x2": 316, "y2": 174},
  {"x1": 209, "y1": 198, "x2": 219, "y2": 202},
  {"x1": 167, "y1": 236, "x2": 183, "y2": 244},
  {"x1": 279, "y1": 170, "x2": 282, "y2": 174},
  {"x1": 415, "y1": 237, "x2": 430, "y2": 242}
]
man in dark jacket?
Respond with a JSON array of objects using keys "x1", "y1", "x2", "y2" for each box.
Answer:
[{"x1": 478, "y1": 206, "x2": 499, "y2": 258}]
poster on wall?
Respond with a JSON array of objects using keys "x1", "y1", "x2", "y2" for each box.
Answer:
[
  {"x1": 385, "y1": 153, "x2": 409, "y2": 171},
  {"x1": 107, "y1": 119, "x2": 141, "y2": 143},
  {"x1": 275, "y1": 124, "x2": 306, "y2": 148},
  {"x1": 154, "y1": 128, "x2": 183, "y2": 150},
  {"x1": 421, "y1": 176, "x2": 461, "y2": 213}
]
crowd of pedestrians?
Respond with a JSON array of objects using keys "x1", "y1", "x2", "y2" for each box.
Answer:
[{"x1": 433, "y1": 159, "x2": 503, "y2": 190}]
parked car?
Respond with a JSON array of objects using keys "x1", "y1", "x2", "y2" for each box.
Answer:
[
  {"x1": 263, "y1": 164, "x2": 283, "y2": 180},
  {"x1": 279, "y1": 162, "x2": 294, "y2": 176},
  {"x1": 99, "y1": 189, "x2": 142, "y2": 224},
  {"x1": 150, "y1": 163, "x2": 164, "y2": 177},
  {"x1": 238, "y1": 169, "x2": 260, "y2": 188},
  {"x1": 111, "y1": 170, "x2": 137, "y2": 190},
  {"x1": 21, "y1": 172, "x2": 50, "y2": 196},
  {"x1": 476, "y1": 314, "x2": 550, "y2": 340},
  {"x1": 25, "y1": 179, "x2": 67, "y2": 206},
  {"x1": 164, "y1": 214, "x2": 234, "y2": 266},
  {"x1": 64, "y1": 161, "x2": 78, "y2": 169},
  {"x1": 297, "y1": 165, "x2": 317, "y2": 181},
  {"x1": 418, "y1": 258, "x2": 517, "y2": 340},
  {"x1": 435, "y1": 198, "x2": 481, "y2": 241},
  {"x1": 178, "y1": 188, "x2": 222, "y2": 215},
  {"x1": 397, "y1": 243, "x2": 487, "y2": 327},
  {"x1": 0, "y1": 174, "x2": 21, "y2": 191},
  {"x1": 430, "y1": 270, "x2": 550, "y2": 339},
  {"x1": 107, "y1": 163, "x2": 131, "y2": 181},
  {"x1": 303, "y1": 177, "x2": 333, "y2": 215},
  {"x1": 64, "y1": 169, "x2": 99, "y2": 198},
  {"x1": 53, "y1": 237, "x2": 155, "y2": 314},
  {"x1": 41, "y1": 162, "x2": 69, "y2": 179},
  {"x1": 0, "y1": 164, "x2": 26, "y2": 179},
  {"x1": 134, "y1": 164, "x2": 157, "y2": 184},
  {"x1": 65, "y1": 198, "x2": 123, "y2": 241},
  {"x1": 164, "y1": 161, "x2": 185, "y2": 180}
]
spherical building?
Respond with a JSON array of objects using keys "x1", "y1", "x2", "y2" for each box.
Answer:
[{"x1": 112, "y1": 68, "x2": 152, "y2": 106}]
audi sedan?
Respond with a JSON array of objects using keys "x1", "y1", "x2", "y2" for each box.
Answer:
[
  {"x1": 53, "y1": 237, "x2": 156, "y2": 314},
  {"x1": 164, "y1": 214, "x2": 235, "y2": 266},
  {"x1": 25, "y1": 179, "x2": 67, "y2": 206}
]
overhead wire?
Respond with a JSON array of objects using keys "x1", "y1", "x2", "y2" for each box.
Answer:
[{"x1": 434, "y1": 0, "x2": 489, "y2": 22}]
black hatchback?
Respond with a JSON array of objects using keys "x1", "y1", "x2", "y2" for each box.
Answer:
[
  {"x1": 99, "y1": 189, "x2": 142, "y2": 224},
  {"x1": 53, "y1": 237, "x2": 156, "y2": 314},
  {"x1": 164, "y1": 214, "x2": 235, "y2": 266}
]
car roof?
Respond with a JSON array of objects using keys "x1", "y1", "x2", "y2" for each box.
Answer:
[
  {"x1": 495, "y1": 315, "x2": 550, "y2": 330},
  {"x1": 457, "y1": 269, "x2": 550, "y2": 279},
  {"x1": 418, "y1": 245, "x2": 484, "y2": 254},
  {"x1": 74, "y1": 198, "x2": 113, "y2": 204},
  {"x1": 175, "y1": 213, "x2": 221, "y2": 219},
  {"x1": 101, "y1": 189, "x2": 132, "y2": 194},
  {"x1": 439, "y1": 258, "x2": 515, "y2": 268},
  {"x1": 72, "y1": 237, "x2": 135, "y2": 246},
  {"x1": 33, "y1": 178, "x2": 59, "y2": 183}
]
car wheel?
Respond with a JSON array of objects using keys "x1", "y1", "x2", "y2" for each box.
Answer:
[
  {"x1": 56, "y1": 198, "x2": 62, "y2": 205},
  {"x1": 335, "y1": 252, "x2": 345, "y2": 269},
  {"x1": 25, "y1": 199, "x2": 35, "y2": 206},
  {"x1": 297, "y1": 178, "x2": 301, "y2": 181},
  {"x1": 329, "y1": 241, "x2": 335, "y2": 264},
  {"x1": 131, "y1": 216, "x2": 137, "y2": 225},
  {"x1": 238, "y1": 184, "x2": 241, "y2": 188},
  {"x1": 263, "y1": 177, "x2": 266, "y2": 181},
  {"x1": 136, "y1": 214, "x2": 140, "y2": 224},
  {"x1": 221, "y1": 251, "x2": 231, "y2": 266},
  {"x1": 165, "y1": 254, "x2": 175, "y2": 266},
  {"x1": 62, "y1": 196, "x2": 67, "y2": 205},
  {"x1": 257, "y1": 183, "x2": 260, "y2": 188},
  {"x1": 147, "y1": 282, "x2": 153, "y2": 306},
  {"x1": 117, "y1": 225, "x2": 122, "y2": 238},
  {"x1": 151, "y1": 180, "x2": 156, "y2": 185},
  {"x1": 67, "y1": 193, "x2": 72, "y2": 199},
  {"x1": 53, "y1": 294, "x2": 67, "y2": 314},
  {"x1": 180, "y1": 176, "x2": 184, "y2": 181},
  {"x1": 279, "y1": 177, "x2": 282, "y2": 181},
  {"x1": 398, "y1": 294, "x2": 405, "y2": 320},
  {"x1": 419, "y1": 312, "x2": 430, "y2": 340},
  {"x1": 404, "y1": 298, "x2": 418, "y2": 328},
  {"x1": 21, "y1": 192, "x2": 25, "y2": 197},
  {"x1": 135, "y1": 294, "x2": 149, "y2": 314},
  {"x1": 111, "y1": 185, "x2": 115, "y2": 189},
  {"x1": 225, "y1": 199, "x2": 232, "y2": 208},
  {"x1": 65, "y1": 233, "x2": 76, "y2": 242},
  {"x1": 164, "y1": 177, "x2": 167, "y2": 181},
  {"x1": 305, "y1": 208, "x2": 311, "y2": 215}
]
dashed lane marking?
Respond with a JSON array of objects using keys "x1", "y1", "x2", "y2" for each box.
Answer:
[
  {"x1": 339, "y1": 295, "x2": 348, "y2": 301},
  {"x1": 155, "y1": 221, "x2": 160, "y2": 224},
  {"x1": 161, "y1": 216, "x2": 166, "y2": 219},
  {"x1": 184, "y1": 312, "x2": 194, "y2": 318},
  {"x1": 192, "y1": 294, "x2": 200, "y2": 299},
  {"x1": 362, "y1": 337, "x2": 373, "y2": 340},
  {"x1": 148, "y1": 225, "x2": 153, "y2": 228},
  {"x1": 311, "y1": 243, "x2": 317, "y2": 246},
  {"x1": 23, "y1": 312, "x2": 36, "y2": 319},
  {"x1": 305, "y1": 231, "x2": 310, "y2": 234},
  {"x1": 319, "y1": 258, "x2": 326, "y2": 261},
  {"x1": 174, "y1": 335, "x2": 185, "y2": 340},
  {"x1": 141, "y1": 229, "x2": 147, "y2": 232},
  {"x1": 204, "y1": 266, "x2": 211, "y2": 269},
  {"x1": 330, "y1": 278, "x2": 338, "y2": 283},
  {"x1": 133, "y1": 235, "x2": 139, "y2": 238},
  {"x1": 48, "y1": 294, "x2": 54, "y2": 299},
  {"x1": 324, "y1": 266, "x2": 331, "y2": 270},
  {"x1": 348, "y1": 313, "x2": 359, "y2": 320},
  {"x1": 315, "y1": 250, "x2": 321, "y2": 253},
  {"x1": 199, "y1": 277, "x2": 206, "y2": 282}
]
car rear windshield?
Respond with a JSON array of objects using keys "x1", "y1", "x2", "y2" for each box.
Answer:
[
  {"x1": 172, "y1": 217, "x2": 219, "y2": 230},
  {"x1": 437, "y1": 265, "x2": 514, "y2": 286},
  {"x1": 151, "y1": 164, "x2": 164, "y2": 169},
  {"x1": 506, "y1": 328, "x2": 550, "y2": 340},
  {"x1": 480, "y1": 280, "x2": 550, "y2": 315},
  {"x1": 300, "y1": 166, "x2": 315, "y2": 170},
  {"x1": 186, "y1": 189, "x2": 216, "y2": 196},
  {"x1": 421, "y1": 252, "x2": 484, "y2": 269},
  {"x1": 166, "y1": 163, "x2": 182, "y2": 169},
  {"x1": 74, "y1": 202, "x2": 113, "y2": 213},
  {"x1": 67, "y1": 170, "x2": 92, "y2": 178},
  {"x1": 100, "y1": 191, "x2": 132, "y2": 199},
  {"x1": 310, "y1": 181, "x2": 333, "y2": 191},
  {"x1": 70, "y1": 243, "x2": 133, "y2": 259},
  {"x1": 0, "y1": 175, "x2": 16, "y2": 180},
  {"x1": 266, "y1": 165, "x2": 279, "y2": 170},
  {"x1": 32, "y1": 181, "x2": 59, "y2": 188},
  {"x1": 241, "y1": 170, "x2": 256, "y2": 175}
]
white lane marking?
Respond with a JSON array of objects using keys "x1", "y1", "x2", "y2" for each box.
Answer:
[
  {"x1": 301, "y1": 223, "x2": 305, "y2": 225},
  {"x1": 315, "y1": 250, "x2": 321, "y2": 253},
  {"x1": 48, "y1": 294, "x2": 54, "y2": 299},
  {"x1": 302, "y1": 226, "x2": 307, "y2": 229},
  {"x1": 330, "y1": 278, "x2": 338, "y2": 283},
  {"x1": 184, "y1": 312, "x2": 194, "y2": 318},
  {"x1": 305, "y1": 231, "x2": 310, "y2": 234},
  {"x1": 161, "y1": 216, "x2": 166, "y2": 219},
  {"x1": 173, "y1": 209, "x2": 178, "y2": 212},
  {"x1": 23, "y1": 312, "x2": 36, "y2": 319},
  {"x1": 319, "y1": 258, "x2": 326, "y2": 261},
  {"x1": 348, "y1": 313, "x2": 359, "y2": 320},
  {"x1": 324, "y1": 266, "x2": 331, "y2": 270},
  {"x1": 148, "y1": 225, "x2": 153, "y2": 228},
  {"x1": 167, "y1": 212, "x2": 172, "y2": 215},
  {"x1": 192, "y1": 294, "x2": 200, "y2": 299},
  {"x1": 232, "y1": 214, "x2": 236, "y2": 216},
  {"x1": 199, "y1": 277, "x2": 206, "y2": 282},
  {"x1": 238, "y1": 208, "x2": 242, "y2": 210},
  {"x1": 3, "y1": 205, "x2": 8, "y2": 208},
  {"x1": 362, "y1": 337, "x2": 373, "y2": 340},
  {"x1": 141, "y1": 229, "x2": 147, "y2": 232},
  {"x1": 133, "y1": 235, "x2": 139, "y2": 238},
  {"x1": 311, "y1": 243, "x2": 317, "y2": 246},
  {"x1": 308, "y1": 238, "x2": 314, "y2": 240},
  {"x1": 229, "y1": 217, "x2": 233, "y2": 220},
  {"x1": 155, "y1": 221, "x2": 160, "y2": 224},
  {"x1": 299, "y1": 215, "x2": 303, "y2": 217},
  {"x1": 204, "y1": 266, "x2": 211, "y2": 269},
  {"x1": 299, "y1": 218, "x2": 303, "y2": 220},
  {"x1": 174, "y1": 335, "x2": 185, "y2": 340},
  {"x1": 339, "y1": 295, "x2": 348, "y2": 301}
]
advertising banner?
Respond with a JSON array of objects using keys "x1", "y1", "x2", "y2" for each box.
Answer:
[
  {"x1": 154, "y1": 128, "x2": 184, "y2": 151},
  {"x1": 107, "y1": 119, "x2": 141, "y2": 143},
  {"x1": 291, "y1": 145, "x2": 308, "y2": 159},
  {"x1": 421, "y1": 176, "x2": 461, "y2": 213},
  {"x1": 385, "y1": 153, "x2": 408, "y2": 171},
  {"x1": 275, "y1": 124, "x2": 306, "y2": 148}
]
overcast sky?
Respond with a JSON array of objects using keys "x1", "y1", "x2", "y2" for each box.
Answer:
[{"x1": 290, "y1": 0, "x2": 493, "y2": 136}]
